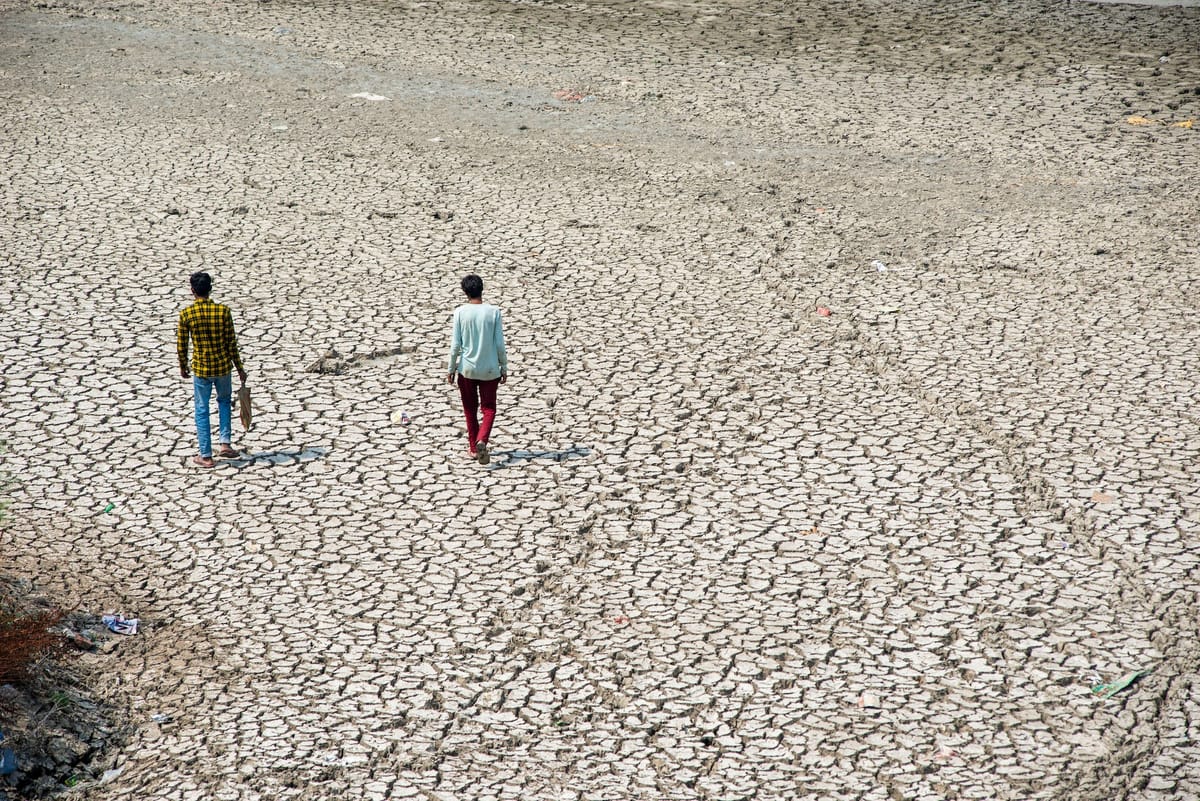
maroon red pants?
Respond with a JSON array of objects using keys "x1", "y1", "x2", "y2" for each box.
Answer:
[{"x1": 457, "y1": 375, "x2": 500, "y2": 451}]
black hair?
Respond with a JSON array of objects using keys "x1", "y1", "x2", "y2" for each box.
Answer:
[
  {"x1": 461, "y1": 274, "x2": 483, "y2": 299},
  {"x1": 190, "y1": 271, "x2": 213, "y2": 297}
]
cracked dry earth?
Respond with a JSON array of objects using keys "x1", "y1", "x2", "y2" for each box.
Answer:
[{"x1": 1, "y1": 0, "x2": 1198, "y2": 799}]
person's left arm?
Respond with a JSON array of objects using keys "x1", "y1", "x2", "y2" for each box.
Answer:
[
  {"x1": 177, "y1": 310, "x2": 191, "y2": 378},
  {"x1": 447, "y1": 308, "x2": 462, "y2": 384}
]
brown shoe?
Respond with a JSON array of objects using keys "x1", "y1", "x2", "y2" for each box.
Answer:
[
  {"x1": 192, "y1": 456, "x2": 216, "y2": 468},
  {"x1": 217, "y1": 446, "x2": 239, "y2": 458}
]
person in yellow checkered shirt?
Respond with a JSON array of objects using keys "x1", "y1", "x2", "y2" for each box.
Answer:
[{"x1": 177, "y1": 271, "x2": 248, "y2": 468}]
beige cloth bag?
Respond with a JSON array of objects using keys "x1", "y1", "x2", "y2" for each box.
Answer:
[{"x1": 236, "y1": 384, "x2": 252, "y2": 431}]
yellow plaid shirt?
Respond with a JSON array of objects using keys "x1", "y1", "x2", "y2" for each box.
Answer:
[{"x1": 177, "y1": 297, "x2": 244, "y2": 378}]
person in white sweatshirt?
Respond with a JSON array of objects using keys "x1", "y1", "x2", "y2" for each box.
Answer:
[{"x1": 447, "y1": 274, "x2": 508, "y2": 465}]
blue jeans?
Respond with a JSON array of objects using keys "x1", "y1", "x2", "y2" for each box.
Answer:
[{"x1": 193, "y1": 374, "x2": 232, "y2": 457}]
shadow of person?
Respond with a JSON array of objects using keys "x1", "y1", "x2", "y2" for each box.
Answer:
[
  {"x1": 223, "y1": 447, "x2": 329, "y2": 468},
  {"x1": 486, "y1": 445, "x2": 590, "y2": 470}
]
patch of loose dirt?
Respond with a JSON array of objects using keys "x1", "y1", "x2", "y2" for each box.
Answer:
[{"x1": 0, "y1": 577, "x2": 133, "y2": 800}]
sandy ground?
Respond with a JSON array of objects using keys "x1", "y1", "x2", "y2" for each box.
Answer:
[{"x1": 1, "y1": 0, "x2": 1198, "y2": 799}]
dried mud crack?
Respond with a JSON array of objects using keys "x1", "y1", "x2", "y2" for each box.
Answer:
[{"x1": 1, "y1": 0, "x2": 1197, "y2": 799}]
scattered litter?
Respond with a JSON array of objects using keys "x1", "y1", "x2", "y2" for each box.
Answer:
[
  {"x1": 611, "y1": 615, "x2": 630, "y2": 625},
  {"x1": 271, "y1": 124, "x2": 289, "y2": 132},
  {"x1": 99, "y1": 767, "x2": 124, "y2": 785},
  {"x1": 428, "y1": 136, "x2": 444, "y2": 142},
  {"x1": 816, "y1": 306, "x2": 832, "y2": 317},
  {"x1": 723, "y1": 160, "x2": 737, "y2": 167},
  {"x1": 1159, "y1": 55, "x2": 1170, "y2": 63},
  {"x1": 803, "y1": 526, "x2": 820, "y2": 536},
  {"x1": 1092, "y1": 669, "x2": 1148, "y2": 699},
  {"x1": 933, "y1": 747, "x2": 957, "y2": 761},
  {"x1": 1091, "y1": 491, "x2": 1115, "y2": 504},
  {"x1": 552, "y1": 89, "x2": 593, "y2": 102},
  {"x1": 348, "y1": 92, "x2": 389, "y2": 102},
  {"x1": 856, "y1": 692, "x2": 880, "y2": 708},
  {"x1": 150, "y1": 713, "x2": 173, "y2": 724},
  {"x1": 272, "y1": 26, "x2": 292, "y2": 35},
  {"x1": 1125, "y1": 115, "x2": 1195, "y2": 129},
  {"x1": 389, "y1": 410, "x2": 411, "y2": 426},
  {"x1": 815, "y1": 207, "x2": 826, "y2": 213},
  {"x1": 101, "y1": 615, "x2": 139, "y2": 636},
  {"x1": 102, "y1": 502, "x2": 115, "y2": 514},
  {"x1": 871, "y1": 260, "x2": 888, "y2": 273}
]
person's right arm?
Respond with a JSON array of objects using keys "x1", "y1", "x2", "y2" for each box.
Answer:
[
  {"x1": 494, "y1": 308, "x2": 508, "y2": 383},
  {"x1": 224, "y1": 307, "x2": 247, "y2": 384}
]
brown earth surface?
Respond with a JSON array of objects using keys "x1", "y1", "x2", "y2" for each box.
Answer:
[{"x1": 1, "y1": 0, "x2": 1198, "y2": 799}]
